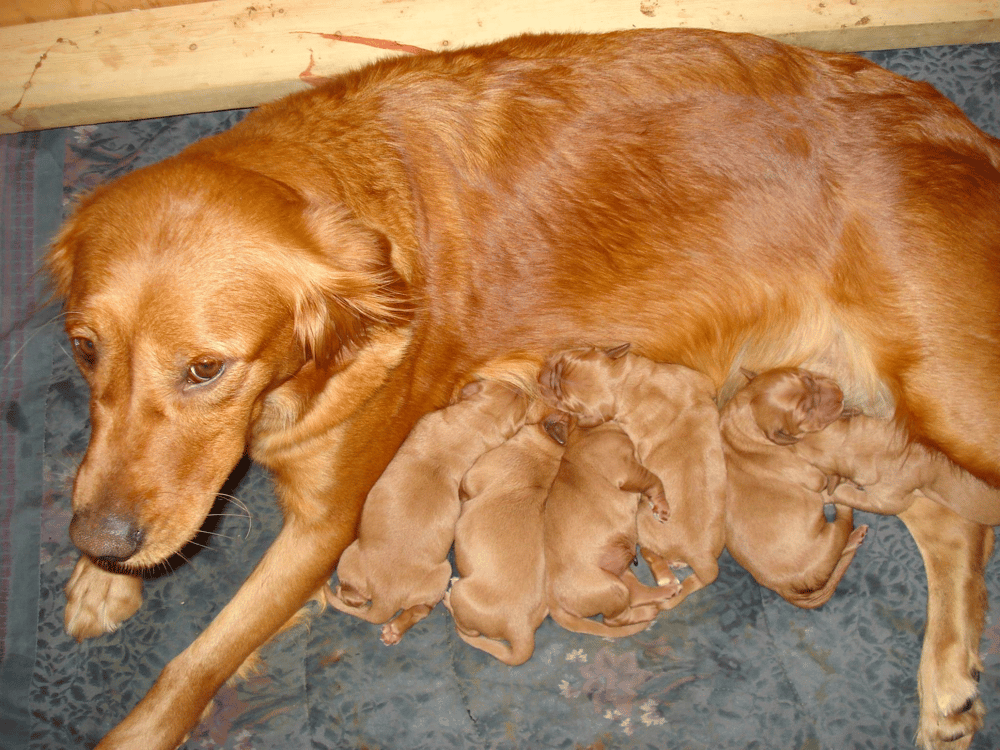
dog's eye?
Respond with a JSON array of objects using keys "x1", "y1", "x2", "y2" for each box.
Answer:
[
  {"x1": 71, "y1": 337, "x2": 97, "y2": 367},
  {"x1": 187, "y1": 358, "x2": 225, "y2": 385}
]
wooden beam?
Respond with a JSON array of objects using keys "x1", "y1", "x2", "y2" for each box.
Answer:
[
  {"x1": 2, "y1": 0, "x2": 998, "y2": 134},
  {"x1": 0, "y1": 0, "x2": 213, "y2": 29}
]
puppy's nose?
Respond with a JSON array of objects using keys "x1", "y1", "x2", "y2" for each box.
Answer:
[{"x1": 69, "y1": 511, "x2": 145, "y2": 563}]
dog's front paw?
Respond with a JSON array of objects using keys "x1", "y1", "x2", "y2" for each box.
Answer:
[
  {"x1": 64, "y1": 555, "x2": 143, "y2": 641},
  {"x1": 915, "y1": 652, "x2": 984, "y2": 750}
]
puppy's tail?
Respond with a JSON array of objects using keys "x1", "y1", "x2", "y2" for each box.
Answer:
[{"x1": 549, "y1": 606, "x2": 652, "y2": 638}]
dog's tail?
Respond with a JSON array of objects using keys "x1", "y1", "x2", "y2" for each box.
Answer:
[{"x1": 549, "y1": 606, "x2": 652, "y2": 638}]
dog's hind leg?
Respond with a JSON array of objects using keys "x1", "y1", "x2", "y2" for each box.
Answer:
[{"x1": 898, "y1": 493, "x2": 994, "y2": 750}]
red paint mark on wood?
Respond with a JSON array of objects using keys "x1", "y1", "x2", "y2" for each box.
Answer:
[
  {"x1": 298, "y1": 49, "x2": 328, "y2": 87},
  {"x1": 297, "y1": 31, "x2": 432, "y2": 55}
]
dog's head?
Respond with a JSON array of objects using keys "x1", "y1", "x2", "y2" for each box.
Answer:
[
  {"x1": 46, "y1": 156, "x2": 410, "y2": 568},
  {"x1": 741, "y1": 367, "x2": 845, "y2": 445},
  {"x1": 538, "y1": 344, "x2": 631, "y2": 426}
]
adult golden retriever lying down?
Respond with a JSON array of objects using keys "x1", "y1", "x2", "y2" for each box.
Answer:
[{"x1": 46, "y1": 27, "x2": 1000, "y2": 750}]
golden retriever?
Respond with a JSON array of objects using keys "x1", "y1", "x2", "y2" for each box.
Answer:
[
  {"x1": 720, "y1": 368, "x2": 868, "y2": 609},
  {"x1": 46, "y1": 27, "x2": 1000, "y2": 749},
  {"x1": 445, "y1": 420, "x2": 566, "y2": 665},
  {"x1": 545, "y1": 420, "x2": 677, "y2": 636}
]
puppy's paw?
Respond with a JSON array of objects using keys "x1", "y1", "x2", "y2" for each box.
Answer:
[
  {"x1": 380, "y1": 622, "x2": 403, "y2": 646},
  {"x1": 64, "y1": 555, "x2": 143, "y2": 641},
  {"x1": 647, "y1": 494, "x2": 670, "y2": 523},
  {"x1": 916, "y1": 653, "x2": 984, "y2": 750},
  {"x1": 845, "y1": 524, "x2": 868, "y2": 553}
]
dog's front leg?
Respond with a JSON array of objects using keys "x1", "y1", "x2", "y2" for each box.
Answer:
[
  {"x1": 94, "y1": 506, "x2": 357, "y2": 750},
  {"x1": 898, "y1": 493, "x2": 995, "y2": 750},
  {"x1": 93, "y1": 356, "x2": 433, "y2": 750}
]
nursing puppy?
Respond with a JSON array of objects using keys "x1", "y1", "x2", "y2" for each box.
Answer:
[
  {"x1": 784, "y1": 398, "x2": 1000, "y2": 527},
  {"x1": 545, "y1": 421, "x2": 678, "y2": 635},
  {"x1": 445, "y1": 419, "x2": 567, "y2": 665},
  {"x1": 720, "y1": 368, "x2": 868, "y2": 608},
  {"x1": 47, "y1": 27, "x2": 1000, "y2": 748},
  {"x1": 541, "y1": 345, "x2": 728, "y2": 610},
  {"x1": 747, "y1": 367, "x2": 997, "y2": 744},
  {"x1": 328, "y1": 380, "x2": 538, "y2": 644}
]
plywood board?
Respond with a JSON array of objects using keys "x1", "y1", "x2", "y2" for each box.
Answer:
[{"x1": 1, "y1": 0, "x2": 998, "y2": 134}]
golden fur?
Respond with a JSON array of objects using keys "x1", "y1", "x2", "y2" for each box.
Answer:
[
  {"x1": 545, "y1": 421, "x2": 677, "y2": 636},
  {"x1": 720, "y1": 368, "x2": 868, "y2": 609},
  {"x1": 46, "y1": 28, "x2": 1000, "y2": 748},
  {"x1": 326, "y1": 380, "x2": 540, "y2": 644},
  {"x1": 445, "y1": 421, "x2": 565, "y2": 665},
  {"x1": 540, "y1": 346, "x2": 729, "y2": 610}
]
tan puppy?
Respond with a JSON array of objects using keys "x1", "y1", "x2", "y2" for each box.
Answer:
[
  {"x1": 445, "y1": 420, "x2": 567, "y2": 665},
  {"x1": 541, "y1": 345, "x2": 728, "y2": 610},
  {"x1": 545, "y1": 421, "x2": 678, "y2": 635},
  {"x1": 745, "y1": 367, "x2": 998, "y2": 740},
  {"x1": 720, "y1": 368, "x2": 868, "y2": 609},
  {"x1": 786, "y1": 405, "x2": 1000, "y2": 528},
  {"x1": 327, "y1": 380, "x2": 538, "y2": 644}
]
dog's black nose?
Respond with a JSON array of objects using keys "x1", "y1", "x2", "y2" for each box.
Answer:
[{"x1": 69, "y1": 511, "x2": 144, "y2": 563}]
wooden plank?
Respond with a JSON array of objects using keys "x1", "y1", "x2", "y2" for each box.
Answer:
[
  {"x1": 2, "y1": 0, "x2": 998, "y2": 134},
  {"x1": 0, "y1": 0, "x2": 213, "y2": 29}
]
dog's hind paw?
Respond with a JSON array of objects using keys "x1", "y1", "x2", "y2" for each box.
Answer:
[{"x1": 64, "y1": 555, "x2": 143, "y2": 641}]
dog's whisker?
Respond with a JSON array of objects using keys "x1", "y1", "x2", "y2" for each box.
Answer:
[
  {"x1": 2, "y1": 310, "x2": 73, "y2": 373},
  {"x1": 213, "y1": 493, "x2": 253, "y2": 539},
  {"x1": 195, "y1": 529, "x2": 238, "y2": 542}
]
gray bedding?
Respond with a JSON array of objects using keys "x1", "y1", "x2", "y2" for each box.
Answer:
[{"x1": 2, "y1": 42, "x2": 999, "y2": 750}]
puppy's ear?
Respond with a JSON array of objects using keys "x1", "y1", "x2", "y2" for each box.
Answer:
[
  {"x1": 542, "y1": 412, "x2": 574, "y2": 445},
  {"x1": 293, "y1": 206, "x2": 413, "y2": 366},
  {"x1": 604, "y1": 343, "x2": 631, "y2": 360},
  {"x1": 766, "y1": 427, "x2": 802, "y2": 446}
]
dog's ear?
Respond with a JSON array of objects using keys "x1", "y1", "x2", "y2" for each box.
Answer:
[
  {"x1": 46, "y1": 218, "x2": 82, "y2": 302},
  {"x1": 292, "y1": 206, "x2": 413, "y2": 366},
  {"x1": 604, "y1": 343, "x2": 631, "y2": 360}
]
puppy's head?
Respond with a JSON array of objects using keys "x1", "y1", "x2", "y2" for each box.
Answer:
[
  {"x1": 538, "y1": 344, "x2": 631, "y2": 426},
  {"x1": 742, "y1": 367, "x2": 844, "y2": 445},
  {"x1": 47, "y1": 156, "x2": 410, "y2": 569}
]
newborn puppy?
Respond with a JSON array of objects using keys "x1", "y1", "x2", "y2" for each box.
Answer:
[
  {"x1": 541, "y1": 345, "x2": 727, "y2": 609},
  {"x1": 721, "y1": 368, "x2": 868, "y2": 609},
  {"x1": 327, "y1": 380, "x2": 540, "y2": 644},
  {"x1": 788, "y1": 404, "x2": 1000, "y2": 527},
  {"x1": 445, "y1": 418, "x2": 568, "y2": 665},
  {"x1": 545, "y1": 421, "x2": 678, "y2": 636}
]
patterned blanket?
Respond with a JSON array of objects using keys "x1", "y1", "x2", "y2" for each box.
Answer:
[{"x1": 2, "y1": 43, "x2": 999, "y2": 750}]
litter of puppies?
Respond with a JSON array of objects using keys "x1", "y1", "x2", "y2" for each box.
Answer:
[{"x1": 328, "y1": 344, "x2": 991, "y2": 660}]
